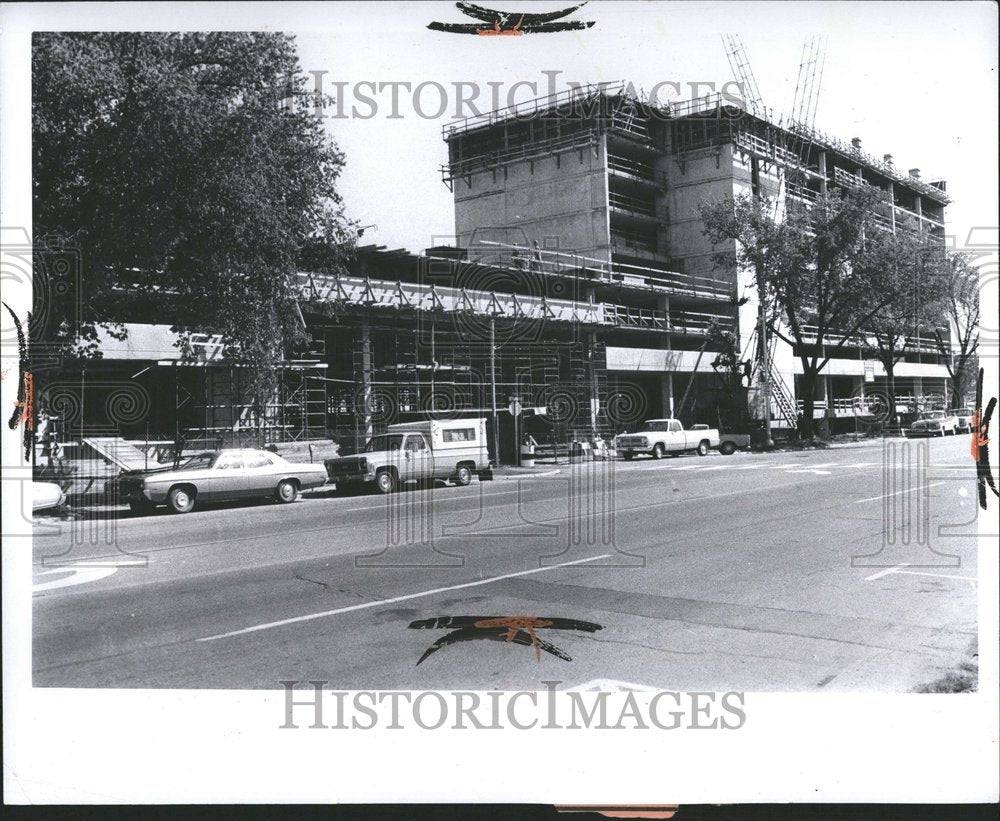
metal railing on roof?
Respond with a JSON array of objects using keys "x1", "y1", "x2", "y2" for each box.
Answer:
[
  {"x1": 442, "y1": 81, "x2": 633, "y2": 139},
  {"x1": 786, "y1": 121, "x2": 950, "y2": 204},
  {"x1": 668, "y1": 92, "x2": 950, "y2": 204}
]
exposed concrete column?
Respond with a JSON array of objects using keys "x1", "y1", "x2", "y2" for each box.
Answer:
[
  {"x1": 915, "y1": 195, "x2": 923, "y2": 232},
  {"x1": 657, "y1": 292, "x2": 674, "y2": 417},
  {"x1": 360, "y1": 320, "x2": 373, "y2": 442},
  {"x1": 817, "y1": 151, "x2": 828, "y2": 196},
  {"x1": 657, "y1": 293, "x2": 671, "y2": 344},
  {"x1": 661, "y1": 374, "x2": 675, "y2": 418},
  {"x1": 587, "y1": 329, "x2": 600, "y2": 434}
]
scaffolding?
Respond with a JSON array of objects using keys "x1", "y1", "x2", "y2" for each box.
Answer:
[{"x1": 311, "y1": 311, "x2": 608, "y2": 456}]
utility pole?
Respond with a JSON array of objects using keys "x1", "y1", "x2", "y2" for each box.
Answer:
[
  {"x1": 675, "y1": 336, "x2": 710, "y2": 420},
  {"x1": 489, "y1": 318, "x2": 500, "y2": 465}
]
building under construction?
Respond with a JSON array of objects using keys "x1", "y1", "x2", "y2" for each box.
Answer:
[
  {"x1": 45, "y1": 82, "x2": 955, "y2": 470},
  {"x1": 441, "y1": 81, "x2": 952, "y2": 436}
]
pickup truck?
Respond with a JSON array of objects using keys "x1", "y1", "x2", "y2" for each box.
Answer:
[
  {"x1": 325, "y1": 418, "x2": 493, "y2": 494},
  {"x1": 906, "y1": 411, "x2": 960, "y2": 438},
  {"x1": 614, "y1": 419, "x2": 747, "y2": 460}
]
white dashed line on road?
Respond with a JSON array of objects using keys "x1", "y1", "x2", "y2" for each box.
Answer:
[
  {"x1": 864, "y1": 563, "x2": 976, "y2": 582},
  {"x1": 196, "y1": 553, "x2": 612, "y2": 642},
  {"x1": 853, "y1": 482, "x2": 945, "y2": 504}
]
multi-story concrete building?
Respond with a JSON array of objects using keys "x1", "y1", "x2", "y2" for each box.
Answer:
[{"x1": 443, "y1": 82, "x2": 953, "y2": 435}]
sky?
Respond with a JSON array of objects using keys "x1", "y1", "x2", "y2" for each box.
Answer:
[{"x1": 288, "y1": 1, "x2": 998, "y2": 256}]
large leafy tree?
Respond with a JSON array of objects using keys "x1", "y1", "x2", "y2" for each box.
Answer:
[
  {"x1": 706, "y1": 323, "x2": 750, "y2": 432},
  {"x1": 851, "y1": 222, "x2": 947, "y2": 425},
  {"x1": 701, "y1": 187, "x2": 894, "y2": 439},
  {"x1": 930, "y1": 252, "x2": 980, "y2": 408},
  {"x1": 32, "y1": 32, "x2": 353, "y2": 416}
]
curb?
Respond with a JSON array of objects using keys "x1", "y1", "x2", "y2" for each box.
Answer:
[{"x1": 492, "y1": 468, "x2": 563, "y2": 480}]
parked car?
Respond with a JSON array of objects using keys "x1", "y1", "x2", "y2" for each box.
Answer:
[
  {"x1": 325, "y1": 418, "x2": 493, "y2": 494},
  {"x1": 31, "y1": 481, "x2": 65, "y2": 513},
  {"x1": 907, "y1": 412, "x2": 960, "y2": 438},
  {"x1": 614, "y1": 418, "x2": 742, "y2": 459},
  {"x1": 107, "y1": 449, "x2": 328, "y2": 514}
]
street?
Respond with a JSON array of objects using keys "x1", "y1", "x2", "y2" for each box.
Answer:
[{"x1": 32, "y1": 436, "x2": 979, "y2": 691}]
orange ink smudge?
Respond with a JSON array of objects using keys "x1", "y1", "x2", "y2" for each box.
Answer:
[
  {"x1": 15, "y1": 371, "x2": 34, "y2": 431},
  {"x1": 476, "y1": 15, "x2": 524, "y2": 35},
  {"x1": 475, "y1": 616, "x2": 554, "y2": 661},
  {"x1": 971, "y1": 409, "x2": 989, "y2": 459}
]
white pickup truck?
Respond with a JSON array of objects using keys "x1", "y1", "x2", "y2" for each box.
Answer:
[
  {"x1": 325, "y1": 418, "x2": 493, "y2": 494},
  {"x1": 614, "y1": 419, "x2": 747, "y2": 460}
]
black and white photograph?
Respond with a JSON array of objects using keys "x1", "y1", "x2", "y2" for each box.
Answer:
[{"x1": 2, "y1": 0, "x2": 998, "y2": 807}]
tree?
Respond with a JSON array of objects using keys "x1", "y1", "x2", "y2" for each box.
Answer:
[
  {"x1": 930, "y1": 252, "x2": 980, "y2": 408},
  {"x1": 851, "y1": 221, "x2": 947, "y2": 426},
  {"x1": 32, "y1": 32, "x2": 354, "y2": 419},
  {"x1": 700, "y1": 187, "x2": 898, "y2": 440},
  {"x1": 706, "y1": 323, "x2": 750, "y2": 432}
]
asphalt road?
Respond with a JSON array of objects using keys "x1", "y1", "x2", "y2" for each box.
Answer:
[{"x1": 32, "y1": 436, "x2": 980, "y2": 691}]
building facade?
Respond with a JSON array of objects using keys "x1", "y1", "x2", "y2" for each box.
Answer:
[
  {"x1": 39, "y1": 84, "x2": 955, "y2": 468},
  {"x1": 443, "y1": 83, "x2": 953, "y2": 436}
]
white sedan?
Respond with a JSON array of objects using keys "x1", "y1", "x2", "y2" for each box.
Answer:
[{"x1": 108, "y1": 448, "x2": 328, "y2": 514}]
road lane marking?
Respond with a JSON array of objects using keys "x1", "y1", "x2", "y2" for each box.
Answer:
[
  {"x1": 853, "y1": 481, "x2": 945, "y2": 504},
  {"x1": 865, "y1": 564, "x2": 910, "y2": 580},
  {"x1": 32, "y1": 559, "x2": 147, "y2": 593},
  {"x1": 195, "y1": 553, "x2": 612, "y2": 643},
  {"x1": 865, "y1": 564, "x2": 975, "y2": 582},
  {"x1": 788, "y1": 469, "x2": 832, "y2": 475}
]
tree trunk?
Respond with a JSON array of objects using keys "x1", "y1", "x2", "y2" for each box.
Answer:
[
  {"x1": 884, "y1": 359, "x2": 898, "y2": 429},
  {"x1": 951, "y1": 356, "x2": 970, "y2": 408},
  {"x1": 798, "y1": 368, "x2": 817, "y2": 440}
]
